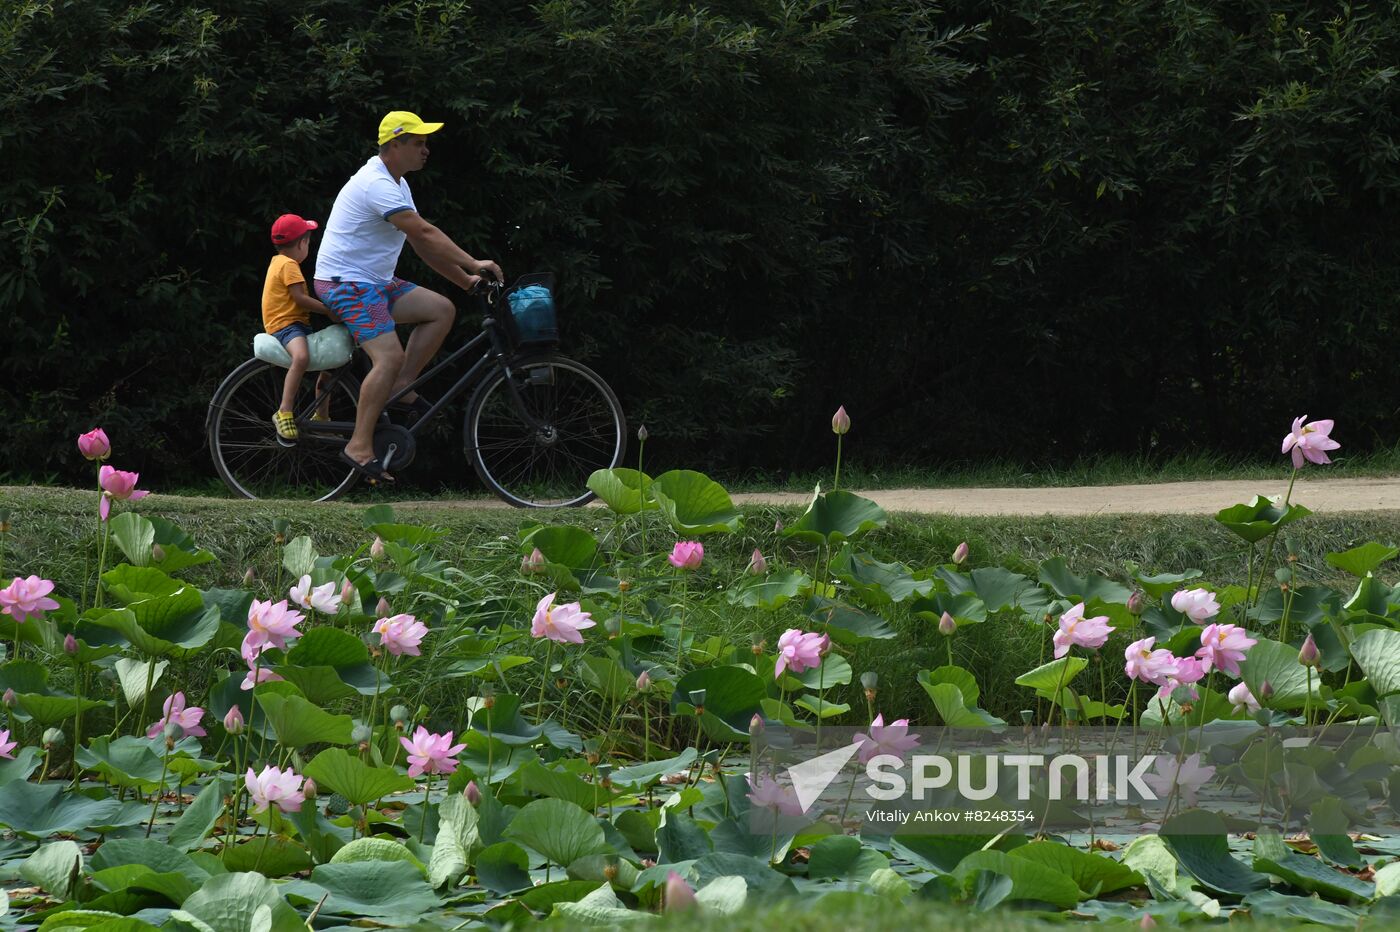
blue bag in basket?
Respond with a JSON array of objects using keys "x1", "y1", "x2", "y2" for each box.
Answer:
[{"x1": 506, "y1": 285, "x2": 558, "y2": 344}]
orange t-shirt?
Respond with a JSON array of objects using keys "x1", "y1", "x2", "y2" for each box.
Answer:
[{"x1": 261, "y1": 254, "x2": 309, "y2": 334}]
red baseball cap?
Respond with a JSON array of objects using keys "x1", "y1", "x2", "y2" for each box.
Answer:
[{"x1": 270, "y1": 214, "x2": 319, "y2": 245}]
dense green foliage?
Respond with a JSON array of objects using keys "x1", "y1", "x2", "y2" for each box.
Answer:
[{"x1": 5, "y1": 1, "x2": 1400, "y2": 487}]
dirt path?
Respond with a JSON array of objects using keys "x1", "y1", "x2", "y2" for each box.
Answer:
[{"x1": 724, "y1": 478, "x2": 1400, "y2": 516}]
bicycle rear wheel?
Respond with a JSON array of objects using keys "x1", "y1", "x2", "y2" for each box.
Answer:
[
  {"x1": 465, "y1": 354, "x2": 626, "y2": 507},
  {"x1": 207, "y1": 358, "x2": 360, "y2": 501}
]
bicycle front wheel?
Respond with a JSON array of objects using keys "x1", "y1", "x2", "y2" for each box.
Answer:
[
  {"x1": 465, "y1": 354, "x2": 626, "y2": 507},
  {"x1": 207, "y1": 358, "x2": 361, "y2": 502}
]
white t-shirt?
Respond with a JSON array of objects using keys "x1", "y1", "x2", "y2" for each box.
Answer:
[{"x1": 315, "y1": 156, "x2": 417, "y2": 284}]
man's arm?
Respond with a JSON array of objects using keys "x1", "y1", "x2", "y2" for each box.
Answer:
[{"x1": 388, "y1": 211, "x2": 503, "y2": 292}]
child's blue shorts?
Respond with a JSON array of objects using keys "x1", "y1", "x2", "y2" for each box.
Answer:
[{"x1": 272, "y1": 322, "x2": 312, "y2": 347}]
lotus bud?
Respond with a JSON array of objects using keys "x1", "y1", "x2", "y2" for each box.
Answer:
[
  {"x1": 273, "y1": 518, "x2": 290, "y2": 544},
  {"x1": 1259, "y1": 680, "x2": 1275, "y2": 700},
  {"x1": 303, "y1": 778, "x2": 318, "y2": 800},
  {"x1": 938, "y1": 612, "x2": 957, "y2": 636},
  {"x1": 42, "y1": 727, "x2": 64, "y2": 748},
  {"x1": 952, "y1": 541, "x2": 969, "y2": 565},
  {"x1": 747, "y1": 549, "x2": 767, "y2": 575},
  {"x1": 521, "y1": 547, "x2": 546, "y2": 575},
  {"x1": 689, "y1": 689, "x2": 706, "y2": 714},
  {"x1": 151, "y1": 543, "x2": 166, "y2": 563},
  {"x1": 465, "y1": 780, "x2": 482, "y2": 805},
  {"x1": 1127, "y1": 590, "x2": 1146, "y2": 616},
  {"x1": 1298, "y1": 633, "x2": 1320, "y2": 668},
  {"x1": 1140, "y1": 915, "x2": 1157, "y2": 929},
  {"x1": 242, "y1": 567, "x2": 256, "y2": 587},
  {"x1": 637, "y1": 424, "x2": 649, "y2": 442},
  {"x1": 351, "y1": 724, "x2": 373, "y2": 745},
  {"x1": 774, "y1": 518, "x2": 783, "y2": 533},
  {"x1": 77, "y1": 428, "x2": 112, "y2": 462},
  {"x1": 597, "y1": 762, "x2": 613, "y2": 787},
  {"x1": 861, "y1": 670, "x2": 878, "y2": 702},
  {"x1": 389, "y1": 704, "x2": 410, "y2": 726},
  {"x1": 340, "y1": 579, "x2": 356, "y2": 605},
  {"x1": 224, "y1": 705, "x2": 245, "y2": 734},
  {"x1": 604, "y1": 616, "x2": 621, "y2": 638},
  {"x1": 376, "y1": 596, "x2": 391, "y2": 618},
  {"x1": 636, "y1": 670, "x2": 652, "y2": 692},
  {"x1": 618, "y1": 580, "x2": 630, "y2": 592},
  {"x1": 370, "y1": 536, "x2": 386, "y2": 561},
  {"x1": 749, "y1": 714, "x2": 765, "y2": 737},
  {"x1": 831, "y1": 406, "x2": 851, "y2": 435},
  {"x1": 1, "y1": 689, "x2": 13, "y2": 707},
  {"x1": 1020, "y1": 710, "x2": 1035, "y2": 725},
  {"x1": 664, "y1": 871, "x2": 697, "y2": 912},
  {"x1": 63, "y1": 634, "x2": 78, "y2": 656}
]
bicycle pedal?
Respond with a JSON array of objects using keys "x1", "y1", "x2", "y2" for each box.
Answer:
[{"x1": 276, "y1": 436, "x2": 298, "y2": 448}]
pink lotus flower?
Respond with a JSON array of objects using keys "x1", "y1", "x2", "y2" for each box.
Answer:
[
  {"x1": 521, "y1": 548, "x2": 546, "y2": 574},
  {"x1": 853, "y1": 714, "x2": 921, "y2": 764},
  {"x1": 399, "y1": 726, "x2": 466, "y2": 778},
  {"x1": 530, "y1": 592, "x2": 595, "y2": 644},
  {"x1": 146, "y1": 691, "x2": 206, "y2": 739},
  {"x1": 1142, "y1": 752, "x2": 1216, "y2": 807},
  {"x1": 1052, "y1": 603, "x2": 1115, "y2": 659},
  {"x1": 77, "y1": 428, "x2": 111, "y2": 462},
  {"x1": 746, "y1": 772, "x2": 805, "y2": 816},
  {"x1": 831, "y1": 406, "x2": 851, "y2": 435},
  {"x1": 240, "y1": 660, "x2": 284, "y2": 691},
  {"x1": 1228, "y1": 682, "x2": 1260, "y2": 714},
  {"x1": 289, "y1": 575, "x2": 339, "y2": 615},
  {"x1": 224, "y1": 705, "x2": 245, "y2": 734},
  {"x1": 243, "y1": 598, "x2": 304, "y2": 657},
  {"x1": 98, "y1": 465, "x2": 149, "y2": 521},
  {"x1": 774, "y1": 628, "x2": 829, "y2": 679},
  {"x1": 1196, "y1": 623, "x2": 1257, "y2": 676},
  {"x1": 0, "y1": 729, "x2": 15, "y2": 759},
  {"x1": 374, "y1": 613, "x2": 429, "y2": 656},
  {"x1": 1170, "y1": 588, "x2": 1220, "y2": 624},
  {"x1": 664, "y1": 871, "x2": 696, "y2": 912},
  {"x1": 1156, "y1": 655, "x2": 1206, "y2": 700},
  {"x1": 1124, "y1": 637, "x2": 1179, "y2": 686},
  {"x1": 668, "y1": 541, "x2": 704, "y2": 570},
  {"x1": 0, "y1": 575, "x2": 59, "y2": 623},
  {"x1": 1281, "y1": 416, "x2": 1340, "y2": 469},
  {"x1": 245, "y1": 765, "x2": 305, "y2": 813}
]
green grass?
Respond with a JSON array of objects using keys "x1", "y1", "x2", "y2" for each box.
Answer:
[
  {"x1": 5, "y1": 484, "x2": 1400, "y2": 727},
  {"x1": 125, "y1": 443, "x2": 1400, "y2": 500}
]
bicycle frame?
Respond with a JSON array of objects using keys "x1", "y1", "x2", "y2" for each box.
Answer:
[{"x1": 300, "y1": 314, "x2": 548, "y2": 439}]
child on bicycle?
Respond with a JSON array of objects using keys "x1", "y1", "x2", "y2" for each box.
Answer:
[{"x1": 263, "y1": 214, "x2": 332, "y2": 441}]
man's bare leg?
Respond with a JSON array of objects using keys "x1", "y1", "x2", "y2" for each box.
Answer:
[
  {"x1": 384, "y1": 287, "x2": 456, "y2": 403},
  {"x1": 345, "y1": 331, "x2": 404, "y2": 470}
]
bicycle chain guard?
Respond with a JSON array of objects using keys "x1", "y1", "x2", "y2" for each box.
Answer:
[{"x1": 373, "y1": 424, "x2": 417, "y2": 472}]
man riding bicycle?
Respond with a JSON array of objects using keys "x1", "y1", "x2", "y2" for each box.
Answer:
[{"x1": 314, "y1": 110, "x2": 503, "y2": 483}]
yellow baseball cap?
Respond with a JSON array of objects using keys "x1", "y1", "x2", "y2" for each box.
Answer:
[{"x1": 377, "y1": 111, "x2": 444, "y2": 146}]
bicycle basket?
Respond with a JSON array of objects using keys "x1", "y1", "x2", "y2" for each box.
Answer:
[{"x1": 499, "y1": 273, "x2": 559, "y2": 349}]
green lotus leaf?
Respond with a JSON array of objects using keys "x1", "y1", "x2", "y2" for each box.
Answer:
[
  {"x1": 670, "y1": 666, "x2": 767, "y2": 740},
  {"x1": 470, "y1": 694, "x2": 545, "y2": 747},
  {"x1": 726, "y1": 568, "x2": 812, "y2": 610},
  {"x1": 1348, "y1": 628, "x2": 1400, "y2": 698},
  {"x1": 804, "y1": 597, "x2": 896, "y2": 644},
  {"x1": 1037, "y1": 557, "x2": 1132, "y2": 604},
  {"x1": 783, "y1": 488, "x2": 886, "y2": 546},
  {"x1": 21, "y1": 840, "x2": 84, "y2": 900},
  {"x1": 219, "y1": 837, "x2": 313, "y2": 877},
  {"x1": 87, "y1": 602, "x2": 221, "y2": 658},
  {"x1": 330, "y1": 837, "x2": 427, "y2": 874},
  {"x1": 911, "y1": 591, "x2": 987, "y2": 627},
  {"x1": 504, "y1": 798, "x2": 611, "y2": 868},
  {"x1": 110, "y1": 512, "x2": 156, "y2": 568},
  {"x1": 254, "y1": 691, "x2": 353, "y2": 748},
  {"x1": 831, "y1": 548, "x2": 932, "y2": 605},
  {"x1": 1015, "y1": 656, "x2": 1088, "y2": 692},
  {"x1": 808, "y1": 835, "x2": 887, "y2": 883},
  {"x1": 650, "y1": 469, "x2": 743, "y2": 535},
  {"x1": 792, "y1": 652, "x2": 852, "y2": 690},
  {"x1": 519, "y1": 524, "x2": 599, "y2": 569},
  {"x1": 474, "y1": 841, "x2": 534, "y2": 894},
  {"x1": 917, "y1": 666, "x2": 980, "y2": 707},
  {"x1": 0, "y1": 780, "x2": 144, "y2": 837},
  {"x1": 1240, "y1": 638, "x2": 1320, "y2": 710},
  {"x1": 952, "y1": 849, "x2": 1083, "y2": 908},
  {"x1": 1008, "y1": 841, "x2": 1142, "y2": 897},
  {"x1": 1160, "y1": 810, "x2": 1268, "y2": 895},
  {"x1": 610, "y1": 748, "x2": 699, "y2": 793},
  {"x1": 427, "y1": 794, "x2": 480, "y2": 889},
  {"x1": 586, "y1": 467, "x2": 656, "y2": 514},
  {"x1": 175, "y1": 871, "x2": 305, "y2": 932},
  {"x1": 303, "y1": 748, "x2": 415, "y2": 805},
  {"x1": 1215, "y1": 496, "x2": 1312, "y2": 544}
]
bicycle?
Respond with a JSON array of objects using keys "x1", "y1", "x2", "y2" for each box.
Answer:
[{"x1": 206, "y1": 277, "x2": 626, "y2": 507}]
